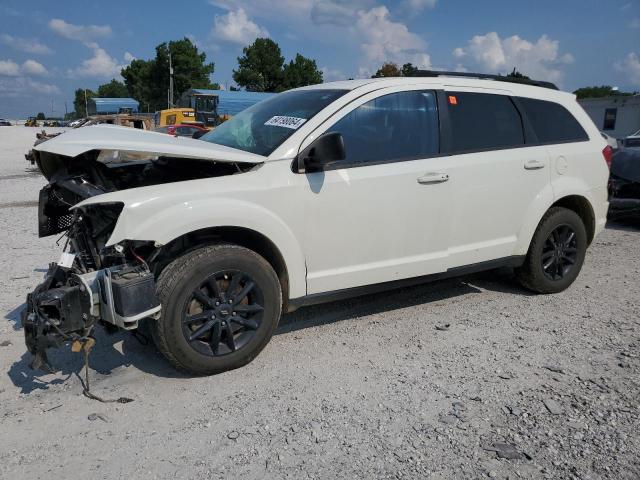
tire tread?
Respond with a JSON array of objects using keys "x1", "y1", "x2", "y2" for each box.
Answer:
[{"x1": 150, "y1": 243, "x2": 281, "y2": 375}]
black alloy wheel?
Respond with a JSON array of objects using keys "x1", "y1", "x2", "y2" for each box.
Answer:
[
  {"x1": 515, "y1": 207, "x2": 587, "y2": 294},
  {"x1": 540, "y1": 224, "x2": 578, "y2": 281},
  {"x1": 182, "y1": 270, "x2": 265, "y2": 357},
  {"x1": 151, "y1": 244, "x2": 282, "y2": 375}
]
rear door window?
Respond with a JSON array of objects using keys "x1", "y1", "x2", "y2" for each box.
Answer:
[
  {"x1": 518, "y1": 97, "x2": 589, "y2": 144},
  {"x1": 446, "y1": 92, "x2": 525, "y2": 153}
]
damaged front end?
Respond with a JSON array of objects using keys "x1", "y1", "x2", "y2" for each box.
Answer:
[
  {"x1": 24, "y1": 202, "x2": 161, "y2": 372},
  {"x1": 23, "y1": 126, "x2": 261, "y2": 371}
]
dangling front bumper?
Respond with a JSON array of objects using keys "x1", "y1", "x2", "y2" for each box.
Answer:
[{"x1": 23, "y1": 262, "x2": 161, "y2": 372}]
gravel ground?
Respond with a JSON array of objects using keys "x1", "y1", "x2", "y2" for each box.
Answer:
[{"x1": 0, "y1": 125, "x2": 639, "y2": 479}]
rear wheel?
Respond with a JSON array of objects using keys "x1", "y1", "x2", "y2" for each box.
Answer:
[
  {"x1": 151, "y1": 244, "x2": 282, "y2": 375},
  {"x1": 515, "y1": 207, "x2": 587, "y2": 294}
]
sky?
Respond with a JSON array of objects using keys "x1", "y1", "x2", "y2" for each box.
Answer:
[{"x1": 0, "y1": 0, "x2": 639, "y2": 118}]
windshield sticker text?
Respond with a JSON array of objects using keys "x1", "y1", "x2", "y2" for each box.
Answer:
[{"x1": 264, "y1": 116, "x2": 307, "y2": 130}]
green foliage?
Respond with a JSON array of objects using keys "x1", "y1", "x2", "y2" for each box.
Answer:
[
  {"x1": 281, "y1": 54, "x2": 323, "y2": 91},
  {"x1": 372, "y1": 62, "x2": 419, "y2": 78},
  {"x1": 97, "y1": 79, "x2": 128, "y2": 98},
  {"x1": 121, "y1": 37, "x2": 216, "y2": 111},
  {"x1": 73, "y1": 88, "x2": 95, "y2": 118},
  {"x1": 233, "y1": 38, "x2": 285, "y2": 92},
  {"x1": 372, "y1": 62, "x2": 401, "y2": 78},
  {"x1": 573, "y1": 85, "x2": 633, "y2": 99},
  {"x1": 36, "y1": 112, "x2": 45, "y2": 120},
  {"x1": 401, "y1": 63, "x2": 418, "y2": 77},
  {"x1": 233, "y1": 39, "x2": 323, "y2": 92},
  {"x1": 506, "y1": 68, "x2": 530, "y2": 79}
]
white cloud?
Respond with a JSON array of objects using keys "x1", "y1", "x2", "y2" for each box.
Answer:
[
  {"x1": 0, "y1": 59, "x2": 20, "y2": 76},
  {"x1": 210, "y1": 0, "x2": 312, "y2": 19},
  {"x1": 400, "y1": 0, "x2": 437, "y2": 13},
  {"x1": 68, "y1": 44, "x2": 130, "y2": 78},
  {"x1": 0, "y1": 77, "x2": 60, "y2": 97},
  {"x1": 0, "y1": 34, "x2": 52, "y2": 55},
  {"x1": 49, "y1": 18, "x2": 112, "y2": 42},
  {"x1": 321, "y1": 65, "x2": 345, "y2": 81},
  {"x1": 310, "y1": 0, "x2": 373, "y2": 26},
  {"x1": 207, "y1": 0, "x2": 432, "y2": 78},
  {"x1": 124, "y1": 51, "x2": 136, "y2": 62},
  {"x1": 453, "y1": 32, "x2": 573, "y2": 84},
  {"x1": 356, "y1": 6, "x2": 431, "y2": 69},
  {"x1": 615, "y1": 52, "x2": 640, "y2": 87},
  {"x1": 629, "y1": 18, "x2": 640, "y2": 29},
  {"x1": 211, "y1": 8, "x2": 269, "y2": 44},
  {"x1": 0, "y1": 59, "x2": 48, "y2": 76},
  {"x1": 21, "y1": 59, "x2": 48, "y2": 76}
]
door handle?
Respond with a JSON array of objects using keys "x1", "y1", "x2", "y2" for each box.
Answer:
[
  {"x1": 417, "y1": 172, "x2": 449, "y2": 184},
  {"x1": 524, "y1": 159, "x2": 546, "y2": 170}
]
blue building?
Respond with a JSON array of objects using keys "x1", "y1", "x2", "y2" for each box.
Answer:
[{"x1": 88, "y1": 98, "x2": 139, "y2": 115}]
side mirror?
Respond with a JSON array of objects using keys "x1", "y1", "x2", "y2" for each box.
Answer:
[
  {"x1": 296, "y1": 132, "x2": 345, "y2": 173},
  {"x1": 192, "y1": 130, "x2": 206, "y2": 139}
]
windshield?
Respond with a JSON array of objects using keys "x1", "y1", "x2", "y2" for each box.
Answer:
[{"x1": 200, "y1": 89, "x2": 347, "y2": 156}]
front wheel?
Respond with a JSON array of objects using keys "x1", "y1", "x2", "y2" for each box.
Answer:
[
  {"x1": 151, "y1": 244, "x2": 282, "y2": 375},
  {"x1": 515, "y1": 207, "x2": 588, "y2": 294}
]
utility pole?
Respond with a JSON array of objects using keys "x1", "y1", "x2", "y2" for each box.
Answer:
[{"x1": 168, "y1": 50, "x2": 174, "y2": 108}]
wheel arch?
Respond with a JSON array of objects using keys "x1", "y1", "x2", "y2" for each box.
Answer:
[
  {"x1": 550, "y1": 194, "x2": 596, "y2": 245},
  {"x1": 515, "y1": 187, "x2": 598, "y2": 256},
  {"x1": 154, "y1": 226, "x2": 295, "y2": 310}
]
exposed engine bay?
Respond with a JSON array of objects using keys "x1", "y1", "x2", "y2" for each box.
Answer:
[{"x1": 24, "y1": 144, "x2": 256, "y2": 372}]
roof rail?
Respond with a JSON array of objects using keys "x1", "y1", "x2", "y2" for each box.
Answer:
[{"x1": 411, "y1": 70, "x2": 559, "y2": 90}]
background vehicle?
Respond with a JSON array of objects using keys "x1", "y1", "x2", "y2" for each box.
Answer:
[
  {"x1": 178, "y1": 90, "x2": 220, "y2": 127},
  {"x1": 155, "y1": 123, "x2": 209, "y2": 137},
  {"x1": 25, "y1": 117, "x2": 38, "y2": 127},
  {"x1": 622, "y1": 136, "x2": 640, "y2": 149},
  {"x1": 601, "y1": 131, "x2": 619, "y2": 150},
  {"x1": 23, "y1": 72, "x2": 609, "y2": 376},
  {"x1": 608, "y1": 148, "x2": 640, "y2": 219},
  {"x1": 156, "y1": 108, "x2": 202, "y2": 128},
  {"x1": 0, "y1": 118, "x2": 12, "y2": 126}
]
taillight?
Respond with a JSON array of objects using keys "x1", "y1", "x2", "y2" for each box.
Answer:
[{"x1": 602, "y1": 145, "x2": 613, "y2": 170}]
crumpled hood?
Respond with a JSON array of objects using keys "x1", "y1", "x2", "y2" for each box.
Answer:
[{"x1": 34, "y1": 124, "x2": 264, "y2": 164}]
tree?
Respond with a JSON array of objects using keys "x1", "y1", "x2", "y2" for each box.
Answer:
[
  {"x1": 573, "y1": 85, "x2": 633, "y2": 99},
  {"x1": 372, "y1": 62, "x2": 401, "y2": 78},
  {"x1": 121, "y1": 59, "x2": 154, "y2": 107},
  {"x1": 401, "y1": 63, "x2": 418, "y2": 77},
  {"x1": 506, "y1": 68, "x2": 530, "y2": 79},
  {"x1": 36, "y1": 112, "x2": 45, "y2": 120},
  {"x1": 233, "y1": 38, "x2": 284, "y2": 92},
  {"x1": 121, "y1": 37, "x2": 216, "y2": 111},
  {"x1": 97, "y1": 79, "x2": 128, "y2": 97},
  {"x1": 73, "y1": 88, "x2": 95, "y2": 117},
  {"x1": 282, "y1": 54, "x2": 323, "y2": 90}
]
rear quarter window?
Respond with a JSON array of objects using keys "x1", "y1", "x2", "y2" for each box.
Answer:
[
  {"x1": 518, "y1": 97, "x2": 589, "y2": 144},
  {"x1": 446, "y1": 92, "x2": 524, "y2": 153}
]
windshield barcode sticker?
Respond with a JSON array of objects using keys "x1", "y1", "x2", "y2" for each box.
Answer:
[{"x1": 264, "y1": 116, "x2": 307, "y2": 130}]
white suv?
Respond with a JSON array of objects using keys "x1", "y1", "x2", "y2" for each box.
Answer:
[{"x1": 24, "y1": 72, "x2": 609, "y2": 375}]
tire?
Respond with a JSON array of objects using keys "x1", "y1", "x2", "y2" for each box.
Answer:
[
  {"x1": 515, "y1": 207, "x2": 587, "y2": 294},
  {"x1": 150, "y1": 244, "x2": 282, "y2": 375}
]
